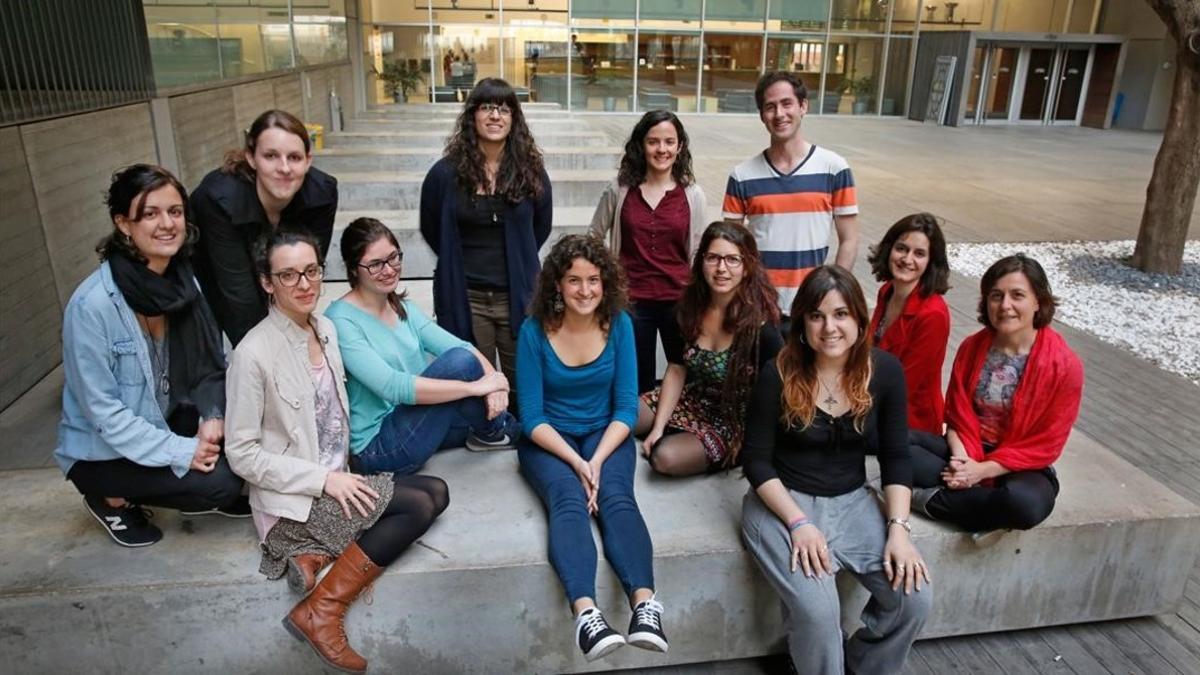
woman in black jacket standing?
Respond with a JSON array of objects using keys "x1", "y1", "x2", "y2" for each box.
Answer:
[
  {"x1": 420, "y1": 78, "x2": 552, "y2": 395},
  {"x1": 190, "y1": 109, "x2": 338, "y2": 346}
]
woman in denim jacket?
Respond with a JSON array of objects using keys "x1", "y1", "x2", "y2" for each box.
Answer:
[
  {"x1": 55, "y1": 164, "x2": 244, "y2": 549},
  {"x1": 225, "y1": 230, "x2": 448, "y2": 673}
]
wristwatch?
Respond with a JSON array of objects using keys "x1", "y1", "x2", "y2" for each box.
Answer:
[{"x1": 886, "y1": 517, "x2": 912, "y2": 533}]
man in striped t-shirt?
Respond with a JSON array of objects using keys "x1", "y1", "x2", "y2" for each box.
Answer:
[{"x1": 723, "y1": 71, "x2": 859, "y2": 320}]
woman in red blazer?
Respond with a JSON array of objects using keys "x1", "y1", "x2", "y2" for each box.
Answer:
[
  {"x1": 867, "y1": 213, "x2": 951, "y2": 435},
  {"x1": 911, "y1": 254, "x2": 1083, "y2": 533}
]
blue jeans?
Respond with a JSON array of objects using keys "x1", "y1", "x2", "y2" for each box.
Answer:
[
  {"x1": 517, "y1": 427, "x2": 655, "y2": 604},
  {"x1": 350, "y1": 347, "x2": 513, "y2": 475}
]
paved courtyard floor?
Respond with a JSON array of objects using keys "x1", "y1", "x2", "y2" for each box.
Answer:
[{"x1": 2, "y1": 113, "x2": 1197, "y2": 674}]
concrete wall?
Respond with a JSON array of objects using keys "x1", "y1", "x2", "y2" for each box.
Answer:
[
  {"x1": 1101, "y1": 0, "x2": 1173, "y2": 131},
  {"x1": 0, "y1": 63, "x2": 353, "y2": 412}
]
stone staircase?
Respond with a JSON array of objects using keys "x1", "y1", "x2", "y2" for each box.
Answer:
[{"x1": 315, "y1": 103, "x2": 617, "y2": 280}]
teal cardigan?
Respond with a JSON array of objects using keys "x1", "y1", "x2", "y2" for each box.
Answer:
[{"x1": 326, "y1": 298, "x2": 471, "y2": 453}]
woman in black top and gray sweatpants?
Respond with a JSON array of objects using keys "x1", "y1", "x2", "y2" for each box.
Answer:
[{"x1": 740, "y1": 265, "x2": 932, "y2": 675}]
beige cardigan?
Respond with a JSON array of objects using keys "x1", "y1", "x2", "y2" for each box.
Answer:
[
  {"x1": 225, "y1": 306, "x2": 349, "y2": 524},
  {"x1": 588, "y1": 180, "x2": 709, "y2": 258}
]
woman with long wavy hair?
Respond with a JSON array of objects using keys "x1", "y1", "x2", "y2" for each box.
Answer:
[
  {"x1": 741, "y1": 265, "x2": 931, "y2": 675},
  {"x1": 420, "y1": 78, "x2": 552, "y2": 401},
  {"x1": 590, "y1": 109, "x2": 708, "y2": 393},
  {"x1": 516, "y1": 234, "x2": 667, "y2": 662},
  {"x1": 634, "y1": 222, "x2": 781, "y2": 476}
]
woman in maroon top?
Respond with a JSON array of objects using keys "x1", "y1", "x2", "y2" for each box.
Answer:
[
  {"x1": 866, "y1": 213, "x2": 951, "y2": 435},
  {"x1": 590, "y1": 110, "x2": 708, "y2": 393}
]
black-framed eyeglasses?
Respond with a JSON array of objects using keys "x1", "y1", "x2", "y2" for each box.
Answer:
[
  {"x1": 357, "y1": 251, "x2": 403, "y2": 276},
  {"x1": 479, "y1": 103, "x2": 513, "y2": 117},
  {"x1": 702, "y1": 253, "x2": 744, "y2": 269},
  {"x1": 271, "y1": 264, "x2": 325, "y2": 287}
]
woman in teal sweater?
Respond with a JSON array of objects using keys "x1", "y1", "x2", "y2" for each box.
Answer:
[
  {"x1": 516, "y1": 234, "x2": 666, "y2": 662},
  {"x1": 326, "y1": 218, "x2": 520, "y2": 475}
]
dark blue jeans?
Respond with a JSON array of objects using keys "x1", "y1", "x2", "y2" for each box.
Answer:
[
  {"x1": 350, "y1": 347, "x2": 513, "y2": 475},
  {"x1": 517, "y1": 427, "x2": 655, "y2": 604},
  {"x1": 630, "y1": 299, "x2": 676, "y2": 394}
]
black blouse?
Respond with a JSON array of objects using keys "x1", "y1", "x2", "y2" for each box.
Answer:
[{"x1": 743, "y1": 348, "x2": 912, "y2": 496}]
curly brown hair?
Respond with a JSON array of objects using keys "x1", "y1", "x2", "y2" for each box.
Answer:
[
  {"x1": 530, "y1": 234, "x2": 627, "y2": 333},
  {"x1": 777, "y1": 266, "x2": 873, "y2": 432},
  {"x1": 97, "y1": 164, "x2": 197, "y2": 262},
  {"x1": 617, "y1": 110, "x2": 694, "y2": 188},
  {"x1": 443, "y1": 78, "x2": 545, "y2": 204}
]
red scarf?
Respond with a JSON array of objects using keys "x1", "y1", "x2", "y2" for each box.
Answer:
[{"x1": 945, "y1": 325, "x2": 1083, "y2": 471}]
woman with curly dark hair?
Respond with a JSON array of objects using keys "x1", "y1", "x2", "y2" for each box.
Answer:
[
  {"x1": 420, "y1": 78, "x2": 553, "y2": 398},
  {"x1": 516, "y1": 234, "x2": 667, "y2": 662},
  {"x1": 634, "y1": 222, "x2": 782, "y2": 476},
  {"x1": 741, "y1": 265, "x2": 930, "y2": 674},
  {"x1": 590, "y1": 110, "x2": 708, "y2": 393},
  {"x1": 866, "y1": 213, "x2": 951, "y2": 435}
]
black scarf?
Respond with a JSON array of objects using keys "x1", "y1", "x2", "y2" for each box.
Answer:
[{"x1": 109, "y1": 251, "x2": 227, "y2": 419}]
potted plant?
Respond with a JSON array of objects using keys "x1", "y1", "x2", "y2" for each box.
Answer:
[
  {"x1": 845, "y1": 75, "x2": 875, "y2": 115},
  {"x1": 376, "y1": 61, "x2": 425, "y2": 103}
]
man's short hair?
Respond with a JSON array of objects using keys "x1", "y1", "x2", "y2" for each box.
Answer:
[{"x1": 755, "y1": 71, "x2": 808, "y2": 112}]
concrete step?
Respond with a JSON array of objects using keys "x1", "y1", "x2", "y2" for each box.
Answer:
[
  {"x1": 326, "y1": 129, "x2": 613, "y2": 149},
  {"x1": 314, "y1": 146, "x2": 621, "y2": 174},
  {"x1": 337, "y1": 169, "x2": 609, "y2": 211},
  {"x1": 2, "y1": 431, "x2": 1197, "y2": 673},
  {"x1": 323, "y1": 207, "x2": 596, "y2": 280},
  {"x1": 346, "y1": 117, "x2": 583, "y2": 133}
]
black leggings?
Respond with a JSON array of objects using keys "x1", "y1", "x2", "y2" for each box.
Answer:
[
  {"x1": 909, "y1": 430, "x2": 1059, "y2": 532},
  {"x1": 355, "y1": 474, "x2": 449, "y2": 567}
]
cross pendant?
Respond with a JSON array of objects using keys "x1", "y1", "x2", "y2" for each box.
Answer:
[{"x1": 823, "y1": 393, "x2": 838, "y2": 407}]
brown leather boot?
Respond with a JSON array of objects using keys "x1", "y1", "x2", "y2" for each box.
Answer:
[
  {"x1": 286, "y1": 552, "x2": 333, "y2": 595},
  {"x1": 282, "y1": 542, "x2": 382, "y2": 673}
]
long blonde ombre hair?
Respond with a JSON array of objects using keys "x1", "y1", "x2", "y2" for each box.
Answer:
[{"x1": 777, "y1": 266, "x2": 873, "y2": 432}]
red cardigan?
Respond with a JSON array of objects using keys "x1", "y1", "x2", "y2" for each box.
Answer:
[
  {"x1": 945, "y1": 326, "x2": 1084, "y2": 471},
  {"x1": 869, "y1": 282, "x2": 951, "y2": 434}
]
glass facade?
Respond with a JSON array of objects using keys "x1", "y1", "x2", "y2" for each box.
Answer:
[
  {"x1": 361, "y1": 0, "x2": 1103, "y2": 115},
  {"x1": 142, "y1": 0, "x2": 348, "y2": 89}
]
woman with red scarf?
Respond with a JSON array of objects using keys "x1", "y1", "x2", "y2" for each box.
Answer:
[{"x1": 910, "y1": 254, "x2": 1083, "y2": 532}]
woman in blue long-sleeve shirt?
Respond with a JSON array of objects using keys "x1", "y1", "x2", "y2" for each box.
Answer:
[{"x1": 516, "y1": 234, "x2": 666, "y2": 663}]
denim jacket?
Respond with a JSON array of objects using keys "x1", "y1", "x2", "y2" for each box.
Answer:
[{"x1": 55, "y1": 262, "x2": 199, "y2": 479}]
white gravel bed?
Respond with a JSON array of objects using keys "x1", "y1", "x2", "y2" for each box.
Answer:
[{"x1": 947, "y1": 240, "x2": 1200, "y2": 386}]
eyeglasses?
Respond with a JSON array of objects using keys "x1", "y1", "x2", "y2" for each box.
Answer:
[
  {"x1": 271, "y1": 264, "x2": 325, "y2": 287},
  {"x1": 357, "y1": 251, "x2": 403, "y2": 276},
  {"x1": 702, "y1": 253, "x2": 744, "y2": 269},
  {"x1": 478, "y1": 103, "x2": 513, "y2": 117}
]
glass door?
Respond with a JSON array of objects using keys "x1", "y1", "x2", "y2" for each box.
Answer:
[
  {"x1": 1051, "y1": 47, "x2": 1090, "y2": 123},
  {"x1": 1018, "y1": 47, "x2": 1055, "y2": 121},
  {"x1": 966, "y1": 45, "x2": 1018, "y2": 124}
]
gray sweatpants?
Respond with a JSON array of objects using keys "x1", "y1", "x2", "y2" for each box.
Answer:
[{"x1": 741, "y1": 486, "x2": 932, "y2": 675}]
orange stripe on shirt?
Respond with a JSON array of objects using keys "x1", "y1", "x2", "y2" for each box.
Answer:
[
  {"x1": 745, "y1": 191, "x2": 833, "y2": 215},
  {"x1": 832, "y1": 186, "x2": 857, "y2": 208},
  {"x1": 767, "y1": 267, "x2": 814, "y2": 289},
  {"x1": 722, "y1": 194, "x2": 746, "y2": 215}
]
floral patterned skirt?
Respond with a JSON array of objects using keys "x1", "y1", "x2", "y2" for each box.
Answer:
[{"x1": 641, "y1": 388, "x2": 738, "y2": 470}]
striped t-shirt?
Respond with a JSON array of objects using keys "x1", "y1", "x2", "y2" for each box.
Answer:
[{"x1": 722, "y1": 145, "x2": 858, "y2": 314}]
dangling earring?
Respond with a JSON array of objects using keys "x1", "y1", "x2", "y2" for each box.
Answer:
[{"x1": 552, "y1": 292, "x2": 564, "y2": 314}]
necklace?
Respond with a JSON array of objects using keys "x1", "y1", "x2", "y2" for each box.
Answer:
[
  {"x1": 138, "y1": 315, "x2": 170, "y2": 396},
  {"x1": 817, "y1": 373, "x2": 841, "y2": 408}
]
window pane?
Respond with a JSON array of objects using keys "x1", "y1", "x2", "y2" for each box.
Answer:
[
  {"x1": 639, "y1": 0, "x2": 702, "y2": 29},
  {"x1": 144, "y1": 3, "x2": 222, "y2": 87},
  {"x1": 882, "y1": 37, "x2": 911, "y2": 115},
  {"x1": 370, "y1": 25, "x2": 433, "y2": 104},
  {"x1": 705, "y1": 0, "x2": 765, "y2": 30},
  {"x1": 637, "y1": 31, "x2": 701, "y2": 112},
  {"x1": 769, "y1": 0, "x2": 829, "y2": 32},
  {"x1": 765, "y1": 35, "x2": 825, "y2": 94},
  {"x1": 829, "y1": 0, "x2": 889, "y2": 33},
  {"x1": 572, "y1": 0, "x2": 636, "y2": 28},
  {"x1": 505, "y1": 27, "x2": 569, "y2": 105},
  {"x1": 294, "y1": 0, "x2": 348, "y2": 66},
  {"x1": 916, "y1": 0, "x2": 992, "y2": 32},
  {"x1": 571, "y1": 29, "x2": 635, "y2": 111},
  {"x1": 822, "y1": 35, "x2": 883, "y2": 115},
  {"x1": 702, "y1": 33, "x2": 763, "y2": 113},
  {"x1": 434, "y1": 24, "x2": 502, "y2": 101},
  {"x1": 215, "y1": 5, "x2": 293, "y2": 77}
]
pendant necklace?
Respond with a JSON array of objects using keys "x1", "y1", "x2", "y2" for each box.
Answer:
[
  {"x1": 138, "y1": 315, "x2": 170, "y2": 396},
  {"x1": 817, "y1": 373, "x2": 840, "y2": 408}
]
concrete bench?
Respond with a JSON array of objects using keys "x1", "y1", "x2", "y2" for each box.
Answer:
[{"x1": 1, "y1": 431, "x2": 1196, "y2": 673}]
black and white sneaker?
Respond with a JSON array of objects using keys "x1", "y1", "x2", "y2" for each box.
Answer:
[
  {"x1": 575, "y1": 607, "x2": 625, "y2": 662},
  {"x1": 181, "y1": 495, "x2": 253, "y2": 518},
  {"x1": 83, "y1": 495, "x2": 162, "y2": 548},
  {"x1": 627, "y1": 596, "x2": 668, "y2": 653},
  {"x1": 465, "y1": 412, "x2": 521, "y2": 452}
]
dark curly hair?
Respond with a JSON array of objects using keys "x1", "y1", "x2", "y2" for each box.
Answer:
[
  {"x1": 617, "y1": 110, "x2": 694, "y2": 188},
  {"x1": 867, "y1": 212, "x2": 950, "y2": 296},
  {"x1": 676, "y1": 222, "x2": 779, "y2": 463},
  {"x1": 530, "y1": 234, "x2": 627, "y2": 333},
  {"x1": 977, "y1": 253, "x2": 1058, "y2": 329},
  {"x1": 444, "y1": 78, "x2": 545, "y2": 204},
  {"x1": 97, "y1": 163, "x2": 197, "y2": 262},
  {"x1": 341, "y1": 217, "x2": 409, "y2": 321}
]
